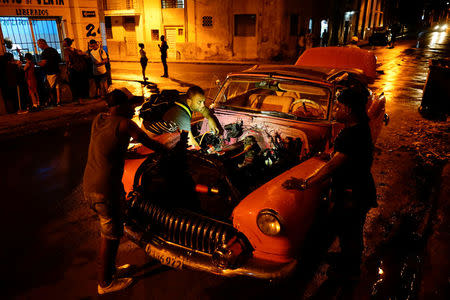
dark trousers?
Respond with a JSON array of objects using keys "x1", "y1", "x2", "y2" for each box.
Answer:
[
  {"x1": 330, "y1": 192, "x2": 369, "y2": 275},
  {"x1": 161, "y1": 55, "x2": 168, "y2": 76},
  {"x1": 69, "y1": 69, "x2": 89, "y2": 101}
]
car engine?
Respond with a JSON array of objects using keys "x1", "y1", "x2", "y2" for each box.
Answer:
[{"x1": 135, "y1": 121, "x2": 308, "y2": 220}]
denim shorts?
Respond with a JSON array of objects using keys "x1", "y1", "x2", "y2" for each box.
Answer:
[{"x1": 85, "y1": 192, "x2": 124, "y2": 240}]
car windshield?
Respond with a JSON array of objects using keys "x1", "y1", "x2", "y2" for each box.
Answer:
[{"x1": 214, "y1": 77, "x2": 331, "y2": 120}]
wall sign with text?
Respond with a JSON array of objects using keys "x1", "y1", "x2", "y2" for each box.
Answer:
[{"x1": 82, "y1": 10, "x2": 95, "y2": 18}]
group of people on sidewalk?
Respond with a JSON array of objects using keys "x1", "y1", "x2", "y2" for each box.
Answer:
[{"x1": 0, "y1": 38, "x2": 111, "y2": 115}]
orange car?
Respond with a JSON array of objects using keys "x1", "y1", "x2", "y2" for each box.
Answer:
[{"x1": 122, "y1": 48, "x2": 388, "y2": 279}]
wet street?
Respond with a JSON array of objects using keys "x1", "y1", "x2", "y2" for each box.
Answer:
[{"x1": 1, "y1": 30, "x2": 449, "y2": 300}]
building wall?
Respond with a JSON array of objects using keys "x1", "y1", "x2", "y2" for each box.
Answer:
[{"x1": 102, "y1": 0, "x2": 336, "y2": 61}]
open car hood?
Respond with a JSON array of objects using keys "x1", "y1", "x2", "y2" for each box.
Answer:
[{"x1": 295, "y1": 47, "x2": 377, "y2": 81}]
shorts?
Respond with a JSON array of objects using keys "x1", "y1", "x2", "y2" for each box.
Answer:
[
  {"x1": 93, "y1": 73, "x2": 108, "y2": 85},
  {"x1": 85, "y1": 192, "x2": 124, "y2": 240},
  {"x1": 140, "y1": 57, "x2": 148, "y2": 67},
  {"x1": 46, "y1": 74, "x2": 60, "y2": 89}
]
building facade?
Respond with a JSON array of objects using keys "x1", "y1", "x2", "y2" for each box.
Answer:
[
  {"x1": 0, "y1": 0, "x2": 104, "y2": 59},
  {"x1": 102, "y1": 0, "x2": 335, "y2": 61},
  {"x1": 332, "y1": 0, "x2": 386, "y2": 45}
]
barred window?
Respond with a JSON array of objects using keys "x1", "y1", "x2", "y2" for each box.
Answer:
[
  {"x1": 161, "y1": 0, "x2": 184, "y2": 8},
  {"x1": 151, "y1": 29, "x2": 159, "y2": 41},
  {"x1": 105, "y1": 16, "x2": 113, "y2": 39},
  {"x1": 202, "y1": 16, "x2": 213, "y2": 27},
  {"x1": 178, "y1": 28, "x2": 183, "y2": 35}
]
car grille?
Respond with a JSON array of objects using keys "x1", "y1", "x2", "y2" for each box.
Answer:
[{"x1": 128, "y1": 197, "x2": 238, "y2": 254}]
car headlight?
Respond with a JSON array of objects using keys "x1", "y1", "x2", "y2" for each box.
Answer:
[
  {"x1": 435, "y1": 25, "x2": 440, "y2": 30},
  {"x1": 442, "y1": 24, "x2": 448, "y2": 30},
  {"x1": 257, "y1": 209, "x2": 282, "y2": 236}
]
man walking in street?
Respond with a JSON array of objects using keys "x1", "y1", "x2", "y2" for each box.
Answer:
[
  {"x1": 158, "y1": 35, "x2": 169, "y2": 78},
  {"x1": 83, "y1": 87, "x2": 167, "y2": 294},
  {"x1": 88, "y1": 39, "x2": 109, "y2": 98},
  {"x1": 37, "y1": 39, "x2": 61, "y2": 106}
]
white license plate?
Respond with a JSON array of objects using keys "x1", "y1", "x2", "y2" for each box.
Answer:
[{"x1": 146, "y1": 246, "x2": 183, "y2": 269}]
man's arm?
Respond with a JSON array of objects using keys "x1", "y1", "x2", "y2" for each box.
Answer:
[
  {"x1": 121, "y1": 119, "x2": 167, "y2": 153},
  {"x1": 37, "y1": 59, "x2": 47, "y2": 67},
  {"x1": 282, "y1": 152, "x2": 348, "y2": 190},
  {"x1": 198, "y1": 106, "x2": 221, "y2": 135},
  {"x1": 187, "y1": 130, "x2": 200, "y2": 148}
]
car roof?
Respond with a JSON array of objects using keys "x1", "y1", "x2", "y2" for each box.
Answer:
[{"x1": 229, "y1": 65, "x2": 363, "y2": 84}]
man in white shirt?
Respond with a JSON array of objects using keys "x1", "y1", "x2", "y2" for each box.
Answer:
[{"x1": 88, "y1": 39, "x2": 108, "y2": 98}]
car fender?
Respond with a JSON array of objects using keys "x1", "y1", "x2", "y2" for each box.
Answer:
[{"x1": 232, "y1": 157, "x2": 329, "y2": 262}]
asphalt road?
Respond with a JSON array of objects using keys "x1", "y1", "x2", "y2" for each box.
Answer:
[{"x1": 1, "y1": 30, "x2": 449, "y2": 300}]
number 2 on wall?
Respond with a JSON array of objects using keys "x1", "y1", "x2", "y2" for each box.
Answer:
[{"x1": 86, "y1": 24, "x2": 101, "y2": 37}]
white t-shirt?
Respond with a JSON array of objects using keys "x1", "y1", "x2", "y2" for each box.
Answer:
[{"x1": 90, "y1": 48, "x2": 107, "y2": 75}]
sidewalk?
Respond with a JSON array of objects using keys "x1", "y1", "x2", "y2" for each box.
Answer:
[
  {"x1": 0, "y1": 73, "x2": 189, "y2": 141},
  {"x1": 0, "y1": 99, "x2": 106, "y2": 142}
]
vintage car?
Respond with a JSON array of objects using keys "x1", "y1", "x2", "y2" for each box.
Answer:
[
  {"x1": 122, "y1": 47, "x2": 387, "y2": 279},
  {"x1": 368, "y1": 27, "x2": 392, "y2": 46}
]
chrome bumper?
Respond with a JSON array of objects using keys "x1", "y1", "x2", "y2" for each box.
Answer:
[{"x1": 125, "y1": 225, "x2": 297, "y2": 280}]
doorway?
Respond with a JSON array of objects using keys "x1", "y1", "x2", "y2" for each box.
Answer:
[{"x1": 165, "y1": 27, "x2": 177, "y2": 59}]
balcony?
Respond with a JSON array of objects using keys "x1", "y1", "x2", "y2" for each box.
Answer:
[{"x1": 103, "y1": 0, "x2": 140, "y2": 16}]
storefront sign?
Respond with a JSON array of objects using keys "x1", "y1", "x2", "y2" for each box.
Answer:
[
  {"x1": 82, "y1": 10, "x2": 96, "y2": 18},
  {"x1": 1, "y1": 0, "x2": 65, "y2": 6},
  {"x1": 15, "y1": 8, "x2": 49, "y2": 16}
]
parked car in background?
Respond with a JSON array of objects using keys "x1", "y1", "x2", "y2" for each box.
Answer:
[
  {"x1": 369, "y1": 27, "x2": 392, "y2": 46},
  {"x1": 121, "y1": 47, "x2": 388, "y2": 279}
]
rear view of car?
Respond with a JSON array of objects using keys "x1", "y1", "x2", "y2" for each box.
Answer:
[{"x1": 369, "y1": 27, "x2": 392, "y2": 46}]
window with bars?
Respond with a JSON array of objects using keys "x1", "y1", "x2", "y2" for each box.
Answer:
[
  {"x1": 105, "y1": 16, "x2": 113, "y2": 39},
  {"x1": 0, "y1": 16, "x2": 62, "y2": 61},
  {"x1": 161, "y1": 0, "x2": 184, "y2": 8},
  {"x1": 202, "y1": 16, "x2": 213, "y2": 27},
  {"x1": 151, "y1": 29, "x2": 159, "y2": 41},
  {"x1": 103, "y1": 0, "x2": 136, "y2": 10}
]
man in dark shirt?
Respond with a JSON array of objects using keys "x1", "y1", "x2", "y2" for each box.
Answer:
[
  {"x1": 158, "y1": 35, "x2": 169, "y2": 77},
  {"x1": 37, "y1": 38, "x2": 61, "y2": 105},
  {"x1": 145, "y1": 85, "x2": 221, "y2": 148},
  {"x1": 283, "y1": 87, "x2": 376, "y2": 279},
  {"x1": 83, "y1": 87, "x2": 167, "y2": 294}
]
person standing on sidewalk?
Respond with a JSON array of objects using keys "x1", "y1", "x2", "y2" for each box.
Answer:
[
  {"x1": 283, "y1": 87, "x2": 376, "y2": 280},
  {"x1": 88, "y1": 40, "x2": 108, "y2": 99},
  {"x1": 24, "y1": 53, "x2": 40, "y2": 110},
  {"x1": 83, "y1": 87, "x2": 167, "y2": 294},
  {"x1": 158, "y1": 35, "x2": 169, "y2": 78},
  {"x1": 63, "y1": 38, "x2": 89, "y2": 104},
  {"x1": 321, "y1": 29, "x2": 329, "y2": 47},
  {"x1": 138, "y1": 43, "x2": 148, "y2": 82},
  {"x1": 37, "y1": 39, "x2": 61, "y2": 106}
]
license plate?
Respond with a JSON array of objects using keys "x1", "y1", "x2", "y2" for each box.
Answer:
[{"x1": 145, "y1": 245, "x2": 183, "y2": 269}]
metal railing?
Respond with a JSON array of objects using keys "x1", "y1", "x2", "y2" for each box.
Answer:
[{"x1": 103, "y1": 0, "x2": 136, "y2": 10}]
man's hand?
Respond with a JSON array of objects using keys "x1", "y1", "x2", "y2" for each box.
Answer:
[
  {"x1": 282, "y1": 177, "x2": 308, "y2": 190},
  {"x1": 208, "y1": 118, "x2": 221, "y2": 135}
]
